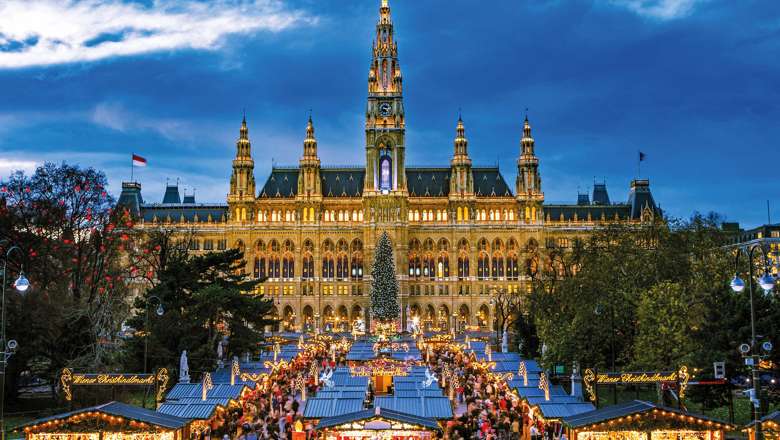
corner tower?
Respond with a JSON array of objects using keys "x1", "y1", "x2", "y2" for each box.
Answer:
[
  {"x1": 228, "y1": 116, "x2": 256, "y2": 222},
  {"x1": 297, "y1": 115, "x2": 321, "y2": 199},
  {"x1": 364, "y1": 0, "x2": 406, "y2": 195},
  {"x1": 516, "y1": 116, "x2": 544, "y2": 222}
]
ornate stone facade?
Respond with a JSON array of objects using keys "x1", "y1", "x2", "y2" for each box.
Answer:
[{"x1": 118, "y1": 0, "x2": 659, "y2": 334}]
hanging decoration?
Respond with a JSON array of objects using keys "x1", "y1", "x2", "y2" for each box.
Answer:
[
  {"x1": 518, "y1": 361, "x2": 528, "y2": 386},
  {"x1": 231, "y1": 359, "x2": 240, "y2": 386},
  {"x1": 201, "y1": 372, "x2": 213, "y2": 401},
  {"x1": 538, "y1": 371, "x2": 550, "y2": 401}
]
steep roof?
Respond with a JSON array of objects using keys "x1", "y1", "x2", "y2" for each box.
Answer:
[
  {"x1": 14, "y1": 401, "x2": 190, "y2": 431},
  {"x1": 315, "y1": 408, "x2": 441, "y2": 431},
  {"x1": 258, "y1": 166, "x2": 514, "y2": 198},
  {"x1": 563, "y1": 400, "x2": 731, "y2": 429}
]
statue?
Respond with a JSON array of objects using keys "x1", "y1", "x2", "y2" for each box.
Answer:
[
  {"x1": 422, "y1": 368, "x2": 438, "y2": 388},
  {"x1": 217, "y1": 336, "x2": 228, "y2": 369},
  {"x1": 320, "y1": 368, "x2": 335, "y2": 388},
  {"x1": 405, "y1": 305, "x2": 412, "y2": 333},
  {"x1": 501, "y1": 329, "x2": 509, "y2": 353},
  {"x1": 179, "y1": 350, "x2": 190, "y2": 383}
]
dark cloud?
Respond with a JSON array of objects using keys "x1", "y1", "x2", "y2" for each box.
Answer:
[{"x1": 0, "y1": 0, "x2": 778, "y2": 226}]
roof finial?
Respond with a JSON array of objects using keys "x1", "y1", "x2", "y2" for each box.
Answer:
[
  {"x1": 458, "y1": 107, "x2": 462, "y2": 122},
  {"x1": 524, "y1": 107, "x2": 529, "y2": 122},
  {"x1": 308, "y1": 108, "x2": 313, "y2": 123},
  {"x1": 381, "y1": 0, "x2": 389, "y2": 8},
  {"x1": 242, "y1": 107, "x2": 246, "y2": 123}
]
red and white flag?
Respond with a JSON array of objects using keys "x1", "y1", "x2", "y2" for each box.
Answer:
[{"x1": 132, "y1": 154, "x2": 147, "y2": 167}]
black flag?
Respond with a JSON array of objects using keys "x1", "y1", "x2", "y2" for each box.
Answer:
[{"x1": 639, "y1": 151, "x2": 646, "y2": 161}]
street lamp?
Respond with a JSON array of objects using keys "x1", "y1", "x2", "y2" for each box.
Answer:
[
  {"x1": 730, "y1": 244, "x2": 776, "y2": 440},
  {"x1": 1, "y1": 243, "x2": 30, "y2": 440},
  {"x1": 143, "y1": 295, "x2": 164, "y2": 374}
]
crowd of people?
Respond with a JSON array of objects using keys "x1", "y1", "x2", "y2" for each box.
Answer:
[
  {"x1": 427, "y1": 345, "x2": 527, "y2": 440},
  {"x1": 192, "y1": 336, "x2": 555, "y2": 440}
]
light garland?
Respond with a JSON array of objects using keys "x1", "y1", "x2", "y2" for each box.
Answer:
[
  {"x1": 538, "y1": 371, "x2": 550, "y2": 401},
  {"x1": 518, "y1": 361, "x2": 528, "y2": 386}
]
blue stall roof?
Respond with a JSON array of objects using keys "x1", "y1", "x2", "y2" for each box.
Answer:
[
  {"x1": 165, "y1": 383, "x2": 247, "y2": 400},
  {"x1": 563, "y1": 400, "x2": 730, "y2": 429},
  {"x1": 314, "y1": 390, "x2": 367, "y2": 399},
  {"x1": 316, "y1": 408, "x2": 440, "y2": 431},
  {"x1": 373, "y1": 396, "x2": 453, "y2": 419},
  {"x1": 302, "y1": 397, "x2": 365, "y2": 419},
  {"x1": 15, "y1": 402, "x2": 190, "y2": 431}
]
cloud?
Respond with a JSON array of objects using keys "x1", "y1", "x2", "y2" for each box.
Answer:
[
  {"x1": 606, "y1": 0, "x2": 704, "y2": 19},
  {"x1": 0, "y1": 159, "x2": 38, "y2": 177},
  {"x1": 0, "y1": 0, "x2": 316, "y2": 69},
  {"x1": 90, "y1": 101, "x2": 221, "y2": 142}
]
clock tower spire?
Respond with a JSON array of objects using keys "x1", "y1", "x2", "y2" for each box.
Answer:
[{"x1": 365, "y1": 0, "x2": 405, "y2": 194}]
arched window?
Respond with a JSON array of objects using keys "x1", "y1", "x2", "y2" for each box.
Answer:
[
  {"x1": 492, "y1": 254, "x2": 504, "y2": 280},
  {"x1": 379, "y1": 148, "x2": 392, "y2": 192},
  {"x1": 507, "y1": 254, "x2": 519, "y2": 280},
  {"x1": 302, "y1": 254, "x2": 314, "y2": 279},
  {"x1": 477, "y1": 253, "x2": 490, "y2": 280},
  {"x1": 437, "y1": 254, "x2": 449, "y2": 279},
  {"x1": 282, "y1": 255, "x2": 294, "y2": 280},
  {"x1": 270, "y1": 256, "x2": 280, "y2": 279},
  {"x1": 336, "y1": 254, "x2": 349, "y2": 280},
  {"x1": 254, "y1": 257, "x2": 266, "y2": 279},
  {"x1": 322, "y1": 255, "x2": 334, "y2": 279},
  {"x1": 458, "y1": 256, "x2": 469, "y2": 280}
]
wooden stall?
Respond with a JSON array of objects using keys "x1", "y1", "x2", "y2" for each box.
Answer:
[
  {"x1": 15, "y1": 402, "x2": 191, "y2": 440},
  {"x1": 562, "y1": 400, "x2": 734, "y2": 440},
  {"x1": 744, "y1": 410, "x2": 780, "y2": 440},
  {"x1": 315, "y1": 407, "x2": 440, "y2": 440}
]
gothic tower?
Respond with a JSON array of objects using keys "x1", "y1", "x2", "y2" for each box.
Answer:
[
  {"x1": 297, "y1": 116, "x2": 322, "y2": 222},
  {"x1": 364, "y1": 0, "x2": 406, "y2": 195},
  {"x1": 516, "y1": 116, "x2": 544, "y2": 222},
  {"x1": 228, "y1": 116, "x2": 256, "y2": 222},
  {"x1": 450, "y1": 115, "x2": 475, "y2": 222}
]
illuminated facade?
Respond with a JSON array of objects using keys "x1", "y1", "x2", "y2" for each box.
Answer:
[{"x1": 118, "y1": 0, "x2": 660, "y2": 333}]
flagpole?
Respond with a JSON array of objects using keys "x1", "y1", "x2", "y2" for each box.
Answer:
[
  {"x1": 637, "y1": 150, "x2": 641, "y2": 179},
  {"x1": 131, "y1": 153, "x2": 135, "y2": 183}
]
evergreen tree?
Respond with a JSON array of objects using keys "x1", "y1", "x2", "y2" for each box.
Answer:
[
  {"x1": 125, "y1": 231, "x2": 274, "y2": 375},
  {"x1": 370, "y1": 232, "x2": 400, "y2": 322}
]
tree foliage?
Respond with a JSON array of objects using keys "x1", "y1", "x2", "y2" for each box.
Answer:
[
  {"x1": 0, "y1": 163, "x2": 131, "y2": 403},
  {"x1": 529, "y1": 213, "x2": 777, "y2": 380},
  {"x1": 124, "y1": 229, "x2": 274, "y2": 376}
]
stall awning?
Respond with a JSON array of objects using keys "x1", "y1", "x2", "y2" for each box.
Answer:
[
  {"x1": 744, "y1": 410, "x2": 780, "y2": 430},
  {"x1": 373, "y1": 396, "x2": 453, "y2": 419},
  {"x1": 563, "y1": 400, "x2": 734, "y2": 430},
  {"x1": 165, "y1": 383, "x2": 248, "y2": 400},
  {"x1": 14, "y1": 401, "x2": 190, "y2": 431},
  {"x1": 302, "y1": 397, "x2": 365, "y2": 418},
  {"x1": 316, "y1": 408, "x2": 440, "y2": 431}
]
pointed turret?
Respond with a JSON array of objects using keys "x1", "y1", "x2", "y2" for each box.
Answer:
[
  {"x1": 450, "y1": 115, "x2": 475, "y2": 208},
  {"x1": 516, "y1": 115, "x2": 544, "y2": 222},
  {"x1": 298, "y1": 115, "x2": 322, "y2": 201},
  {"x1": 228, "y1": 115, "x2": 256, "y2": 222}
]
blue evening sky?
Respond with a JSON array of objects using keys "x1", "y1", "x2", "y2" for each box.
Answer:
[{"x1": 0, "y1": 0, "x2": 778, "y2": 227}]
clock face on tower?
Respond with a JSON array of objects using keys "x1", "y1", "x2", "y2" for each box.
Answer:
[{"x1": 379, "y1": 102, "x2": 392, "y2": 116}]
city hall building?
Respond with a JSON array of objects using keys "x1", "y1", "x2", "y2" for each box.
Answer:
[{"x1": 119, "y1": 0, "x2": 659, "y2": 333}]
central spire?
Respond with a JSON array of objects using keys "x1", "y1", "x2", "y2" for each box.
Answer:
[{"x1": 369, "y1": 0, "x2": 401, "y2": 95}]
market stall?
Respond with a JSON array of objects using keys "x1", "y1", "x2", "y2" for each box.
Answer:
[
  {"x1": 744, "y1": 410, "x2": 780, "y2": 440},
  {"x1": 315, "y1": 407, "x2": 440, "y2": 440},
  {"x1": 15, "y1": 401, "x2": 191, "y2": 440},
  {"x1": 562, "y1": 400, "x2": 734, "y2": 440}
]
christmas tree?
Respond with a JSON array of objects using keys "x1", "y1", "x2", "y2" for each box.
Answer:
[{"x1": 370, "y1": 232, "x2": 400, "y2": 324}]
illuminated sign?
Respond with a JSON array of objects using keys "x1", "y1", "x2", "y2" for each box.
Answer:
[
  {"x1": 350, "y1": 359, "x2": 415, "y2": 377},
  {"x1": 583, "y1": 366, "x2": 690, "y2": 403},
  {"x1": 60, "y1": 368, "x2": 169, "y2": 403}
]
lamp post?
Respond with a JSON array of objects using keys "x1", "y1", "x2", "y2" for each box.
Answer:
[
  {"x1": 1, "y1": 243, "x2": 30, "y2": 440},
  {"x1": 143, "y1": 295, "x2": 164, "y2": 374},
  {"x1": 730, "y1": 244, "x2": 776, "y2": 440}
]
